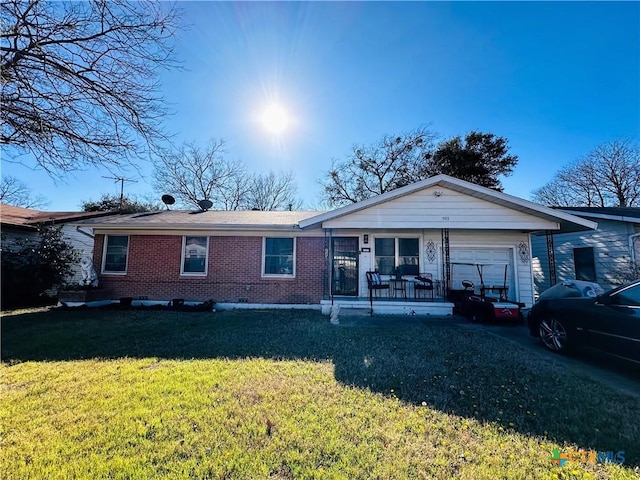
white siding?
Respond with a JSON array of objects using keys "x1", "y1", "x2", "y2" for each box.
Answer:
[
  {"x1": 331, "y1": 228, "x2": 535, "y2": 306},
  {"x1": 532, "y1": 219, "x2": 639, "y2": 293},
  {"x1": 323, "y1": 187, "x2": 559, "y2": 230},
  {"x1": 61, "y1": 224, "x2": 96, "y2": 284},
  {"x1": 1, "y1": 229, "x2": 39, "y2": 247}
]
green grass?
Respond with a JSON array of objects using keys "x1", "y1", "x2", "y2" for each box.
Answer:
[{"x1": 1, "y1": 308, "x2": 639, "y2": 479}]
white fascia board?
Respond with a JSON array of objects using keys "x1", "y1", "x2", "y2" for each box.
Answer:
[
  {"x1": 559, "y1": 210, "x2": 640, "y2": 224},
  {"x1": 299, "y1": 174, "x2": 598, "y2": 231}
]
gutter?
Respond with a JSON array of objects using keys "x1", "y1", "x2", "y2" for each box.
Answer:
[
  {"x1": 84, "y1": 223, "x2": 303, "y2": 231},
  {"x1": 561, "y1": 210, "x2": 640, "y2": 224},
  {"x1": 76, "y1": 226, "x2": 95, "y2": 239}
]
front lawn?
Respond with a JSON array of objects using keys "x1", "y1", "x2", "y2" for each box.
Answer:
[{"x1": 1, "y1": 309, "x2": 638, "y2": 479}]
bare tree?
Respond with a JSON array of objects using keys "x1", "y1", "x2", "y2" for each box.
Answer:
[
  {"x1": 1, "y1": 0, "x2": 181, "y2": 175},
  {"x1": 320, "y1": 127, "x2": 437, "y2": 207},
  {"x1": 604, "y1": 258, "x2": 640, "y2": 287},
  {"x1": 243, "y1": 171, "x2": 301, "y2": 211},
  {"x1": 153, "y1": 139, "x2": 247, "y2": 210},
  {"x1": 0, "y1": 175, "x2": 47, "y2": 208},
  {"x1": 320, "y1": 127, "x2": 519, "y2": 207},
  {"x1": 153, "y1": 138, "x2": 301, "y2": 211},
  {"x1": 532, "y1": 139, "x2": 640, "y2": 207}
]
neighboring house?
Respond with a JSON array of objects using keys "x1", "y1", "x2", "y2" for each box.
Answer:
[
  {"x1": 0, "y1": 204, "x2": 116, "y2": 285},
  {"x1": 81, "y1": 175, "x2": 596, "y2": 315},
  {"x1": 531, "y1": 207, "x2": 640, "y2": 294}
]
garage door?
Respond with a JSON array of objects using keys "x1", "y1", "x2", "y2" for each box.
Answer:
[{"x1": 450, "y1": 248, "x2": 514, "y2": 297}]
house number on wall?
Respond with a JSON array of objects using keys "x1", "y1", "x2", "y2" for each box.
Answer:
[{"x1": 442, "y1": 216, "x2": 450, "y2": 221}]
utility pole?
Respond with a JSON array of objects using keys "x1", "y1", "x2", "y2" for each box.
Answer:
[{"x1": 102, "y1": 176, "x2": 138, "y2": 211}]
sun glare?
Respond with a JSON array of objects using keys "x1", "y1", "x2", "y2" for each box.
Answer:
[{"x1": 261, "y1": 103, "x2": 290, "y2": 135}]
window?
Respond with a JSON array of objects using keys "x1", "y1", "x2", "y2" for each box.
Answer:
[
  {"x1": 573, "y1": 247, "x2": 596, "y2": 282},
  {"x1": 263, "y1": 237, "x2": 295, "y2": 276},
  {"x1": 374, "y1": 237, "x2": 419, "y2": 275},
  {"x1": 374, "y1": 238, "x2": 395, "y2": 275},
  {"x1": 103, "y1": 235, "x2": 129, "y2": 273},
  {"x1": 181, "y1": 236, "x2": 208, "y2": 275}
]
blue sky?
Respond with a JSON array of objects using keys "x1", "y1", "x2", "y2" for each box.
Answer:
[{"x1": 2, "y1": 1, "x2": 639, "y2": 211}]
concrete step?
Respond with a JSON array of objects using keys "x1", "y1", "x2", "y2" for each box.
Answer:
[{"x1": 335, "y1": 307, "x2": 371, "y2": 317}]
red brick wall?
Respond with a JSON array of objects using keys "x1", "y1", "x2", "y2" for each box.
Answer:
[{"x1": 93, "y1": 234, "x2": 325, "y2": 304}]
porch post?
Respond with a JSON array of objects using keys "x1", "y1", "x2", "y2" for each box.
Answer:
[
  {"x1": 324, "y1": 228, "x2": 333, "y2": 303},
  {"x1": 441, "y1": 228, "x2": 450, "y2": 296},
  {"x1": 545, "y1": 230, "x2": 557, "y2": 286}
]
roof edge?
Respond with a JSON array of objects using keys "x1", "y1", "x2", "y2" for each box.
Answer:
[
  {"x1": 559, "y1": 209, "x2": 640, "y2": 224},
  {"x1": 299, "y1": 174, "x2": 598, "y2": 230}
]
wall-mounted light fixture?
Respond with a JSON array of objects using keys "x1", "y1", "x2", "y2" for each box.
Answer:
[{"x1": 363, "y1": 234, "x2": 369, "y2": 244}]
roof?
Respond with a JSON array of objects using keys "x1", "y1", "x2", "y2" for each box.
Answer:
[
  {"x1": 75, "y1": 175, "x2": 602, "y2": 233},
  {"x1": 79, "y1": 209, "x2": 325, "y2": 230},
  {"x1": 556, "y1": 207, "x2": 640, "y2": 223},
  {"x1": 299, "y1": 174, "x2": 597, "y2": 233},
  {"x1": 0, "y1": 204, "x2": 119, "y2": 228},
  {"x1": 78, "y1": 175, "x2": 598, "y2": 233}
]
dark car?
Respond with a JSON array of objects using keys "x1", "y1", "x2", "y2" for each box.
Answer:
[{"x1": 528, "y1": 279, "x2": 640, "y2": 364}]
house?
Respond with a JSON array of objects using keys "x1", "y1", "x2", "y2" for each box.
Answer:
[
  {"x1": 0, "y1": 204, "x2": 116, "y2": 285},
  {"x1": 80, "y1": 175, "x2": 596, "y2": 315},
  {"x1": 531, "y1": 207, "x2": 640, "y2": 294}
]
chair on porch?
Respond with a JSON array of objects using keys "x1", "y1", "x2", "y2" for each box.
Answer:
[
  {"x1": 414, "y1": 273, "x2": 434, "y2": 300},
  {"x1": 366, "y1": 271, "x2": 389, "y2": 298},
  {"x1": 462, "y1": 280, "x2": 475, "y2": 291}
]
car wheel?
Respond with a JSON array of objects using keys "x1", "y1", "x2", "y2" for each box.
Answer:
[
  {"x1": 538, "y1": 317, "x2": 569, "y2": 353},
  {"x1": 470, "y1": 310, "x2": 485, "y2": 323}
]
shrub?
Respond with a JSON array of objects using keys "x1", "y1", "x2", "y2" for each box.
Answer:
[{"x1": 1, "y1": 225, "x2": 78, "y2": 309}]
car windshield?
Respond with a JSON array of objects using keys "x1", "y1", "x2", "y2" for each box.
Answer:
[{"x1": 538, "y1": 280, "x2": 606, "y2": 300}]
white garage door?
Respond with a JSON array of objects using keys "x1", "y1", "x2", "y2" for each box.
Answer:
[{"x1": 450, "y1": 248, "x2": 514, "y2": 297}]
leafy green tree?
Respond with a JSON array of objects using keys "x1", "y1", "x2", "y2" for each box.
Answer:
[
  {"x1": 320, "y1": 128, "x2": 518, "y2": 207},
  {"x1": 81, "y1": 194, "x2": 161, "y2": 214},
  {"x1": 1, "y1": 225, "x2": 78, "y2": 309},
  {"x1": 427, "y1": 131, "x2": 518, "y2": 191}
]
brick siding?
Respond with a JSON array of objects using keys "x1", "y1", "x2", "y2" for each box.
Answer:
[{"x1": 94, "y1": 234, "x2": 325, "y2": 304}]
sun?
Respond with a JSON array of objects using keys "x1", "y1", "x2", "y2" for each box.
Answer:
[{"x1": 260, "y1": 103, "x2": 290, "y2": 135}]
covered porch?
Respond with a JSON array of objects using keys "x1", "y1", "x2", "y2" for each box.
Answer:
[
  {"x1": 321, "y1": 227, "x2": 531, "y2": 310},
  {"x1": 299, "y1": 175, "x2": 598, "y2": 317}
]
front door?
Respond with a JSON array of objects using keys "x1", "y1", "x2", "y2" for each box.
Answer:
[{"x1": 331, "y1": 237, "x2": 359, "y2": 296}]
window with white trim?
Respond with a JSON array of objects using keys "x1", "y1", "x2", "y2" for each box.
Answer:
[
  {"x1": 374, "y1": 237, "x2": 419, "y2": 275},
  {"x1": 263, "y1": 237, "x2": 295, "y2": 277},
  {"x1": 181, "y1": 236, "x2": 208, "y2": 275},
  {"x1": 102, "y1": 235, "x2": 129, "y2": 273}
]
